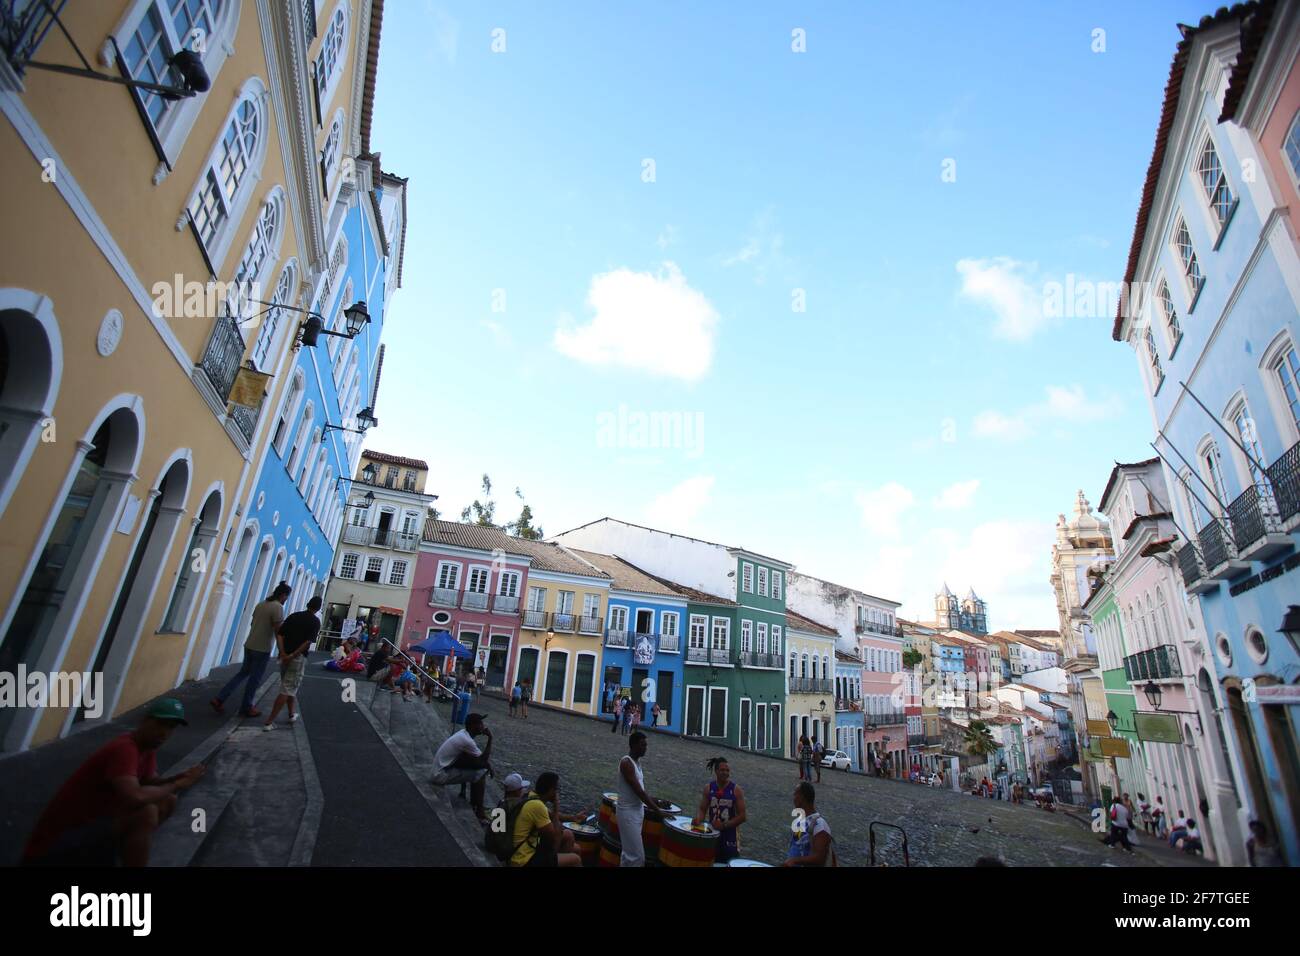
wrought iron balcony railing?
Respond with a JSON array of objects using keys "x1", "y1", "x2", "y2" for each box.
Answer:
[
  {"x1": 1176, "y1": 543, "x2": 1205, "y2": 589},
  {"x1": 551, "y1": 612, "x2": 576, "y2": 632},
  {"x1": 1123, "y1": 644, "x2": 1182, "y2": 683},
  {"x1": 229, "y1": 400, "x2": 259, "y2": 443},
  {"x1": 461, "y1": 591, "x2": 489, "y2": 611},
  {"x1": 342, "y1": 525, "x2": 372, "y2": 546},
  {"x1": 1, "y1": 0, "x2": 64, "y2": 69},
  {"x1": 1198, "y1": 517, "x2": 1234, "y2": 572},
  {"x1": 1266, "y1": 439, "x2": 1300, "y2": 526},
  {"x1": 392, "y1": 531, "x2": 421, "y2": 553},
  {"x1": 659, "y1": 633, "x2": 680, "y2": 653},
  {"x1": 686, "y1": 645, "x2": 708, "y2": 663},
  {"x1": 522, "y1": 609, "x2": 547, "y2": 630},
  {"x1": 491, "y1": 594, "x2": 519, "y2": 614},
  {"x1": 198, "y1": 315, "x2": 246, "y2": 408},
  {"x1": 606, "y1": 629, "x2": 629, "y2": 648},
  {"x1": 430, "y1": 587, "x2": 458, "y2": 608},
  {"x1": 579, "y1": 615, "x2": 603, "y2": 635}
]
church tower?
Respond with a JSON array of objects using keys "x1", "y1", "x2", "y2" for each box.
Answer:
[
  {"x1": 960, "y1": 587, "x2": 988, "y2": 634},
  {"x1": 935, "y1": 583, "x2": 960, "y2": 630}
]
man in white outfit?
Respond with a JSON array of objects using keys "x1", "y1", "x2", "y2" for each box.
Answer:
[{"x1": 616, "y1": 732, "x2": 662, "y2": 866}]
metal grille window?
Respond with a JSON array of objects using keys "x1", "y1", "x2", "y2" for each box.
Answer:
[
  {"x1": 1273, "y1": 345, "x2": 1300, "y2": 434},
  {"x1": 339, "y1": 553, "x2": 358, "y2": 579},
  {"x1": 122, "y1": 1, "x2": 225, "y2": 128},
  {"x1": 189, "y1": 96, "x2": 260, "y2": 248},
  {"x1": 388, "y1": 560, "x2": 407, "y2": 586},
  {"x1": 1157, "y1": 280, "x2": 1181, "y2": 352},
  {"x1": 252, "y1": 262, "x2": 294, "y2": 371},
  {"x1": 1197, "y1": 136, "x2": 1235, "y2": 227},
  {"x1": 1173, "y1": 218, "x2": 1203, "y2": 299}
]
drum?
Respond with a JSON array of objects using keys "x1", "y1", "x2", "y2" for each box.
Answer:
[
  {"x1": 727, "y1": 858, "x2": 772, "y2": 867},
  {"x1": 641, "y1": 801, "x2": 682, "y2": 864},
  {"x1": 598, "y1": 833, "x2": 622, "y2": 868},
  {"x1": 564, "y1": 822, "x2": 601, "y2": 867},
  {"x1": 597, "y1": 792, "x2": 619, "y2": 840},
  {"x1": 658, "y1": 815, "x2": 718, "y2": 868}
]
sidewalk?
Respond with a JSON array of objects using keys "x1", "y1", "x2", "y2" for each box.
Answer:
[{"x1": 1055, "y1": 803, "x2": 1215, "y2": 868}]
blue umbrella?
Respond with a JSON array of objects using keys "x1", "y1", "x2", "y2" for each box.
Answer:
[{"x1": 408, "y1": 630, "x2": 472, "y2": 658}]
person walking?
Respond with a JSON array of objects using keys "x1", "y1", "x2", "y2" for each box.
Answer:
[
  {"x1": 693, "y1": 757, "x2": 747, "y2": 864},
  {"x1": 1152, "y1": 795, "x2": 1168, "y2": 839},
  {"x1": 211, "y1": 582, "x2": 290, "y2": 717},
  {"x1": 784, "y1": 782, "x2": 836, "y2": 867},
  {"x1": 629, "y1": 702, "x2": 641, "y2": 734},
  {"x1": 797, "y1": 735, "x2": 812, "y2": 782},
  {"x1": 611, "y1": 695, "x2": 624, "y2": 734},
  {"x1": 519, "y1": 680, "x2": 531, "y2": 718},
  {"x1": 1101, "y1": 794, "x2": 1135, "y2": 853},
  {"x1": 651, "y1": 701, "x2": 662, "y2": 727},
  {"x1": 616, "y1": 732, "x2": 663, "y2": 867},
  {"x1": 813, "y1": 740, "x2": 824, "y2": 783},
  {"x1": 621, "y1": 696, "x2": 633, "y2": 736},
  {"x1": 263, "y1": 595, "x2": 321, "y2": 730},
  {"x1": 509, "y1": 681, "x2": 521, "y2": 718}
]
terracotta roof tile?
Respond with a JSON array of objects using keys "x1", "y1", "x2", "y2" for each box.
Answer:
[
  {"x1": 565, "y1": 549, "x2": 682, "y2": 597},
  {"x1": 1221, "y1": 0, "x2": 1278, "y2": 122},
  {"x1": 785, "y1": 608, "x2": 839, "y2": 637},
  {"x1": 362, "y1": 449, "x2": 428, "y2": 470}
]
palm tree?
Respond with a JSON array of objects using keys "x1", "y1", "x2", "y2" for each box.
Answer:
[{"x1": 963, "y1": 720, "x2": 997, "y2": 759}]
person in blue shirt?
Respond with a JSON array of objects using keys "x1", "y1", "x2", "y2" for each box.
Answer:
[{"x1": 694, "y1": 757, "x2": 747, "y2": 863}]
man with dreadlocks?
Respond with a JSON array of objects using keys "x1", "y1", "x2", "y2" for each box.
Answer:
[{"x1": 693, "y1": 756, "x2": 748, "y2": 864}]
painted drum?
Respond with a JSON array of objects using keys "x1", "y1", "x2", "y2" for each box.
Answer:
[
  {"x1": 726, "y1": 858, "x2": 772, "y2": 867},
  {"x1": 658, "y1": 815, "x2": 718, "y2": 868},
  {"x1": 598, "y1": 833, "x2": 622, "y2": 868},
  {"x1": 641, "y1": 802, "x2": 682, "y2": 864},
  {"x1": 598, "y1": 792, "x2": 619, "y2": 840},
  {"x1": 565, "y1": 822, "x2": 601, "y2": 867}
]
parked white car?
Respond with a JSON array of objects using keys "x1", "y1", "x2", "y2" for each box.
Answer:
[{"x1": 821, "y1": 750, "x2": 852, "y2": 771}]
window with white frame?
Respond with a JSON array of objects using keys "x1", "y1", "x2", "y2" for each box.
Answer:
[
  {"x1": 1199, "y1": 442, "x2": 1230, "y2": 515},
  {"x1": 227, "y1": 192, "x2": 282, "y2": 322},
  {"x1": 582, "y1": 593, "x2": 600, "y2": 618},
  {"x1": 1156, "y1": 279, "x2": 1181, "y2": 354},
  {"x1": 757, "y1": 566, "x2": 768, "y2": 597},
  {"x1": 741, "y1": 562, "x2": 753, "y2": 592},
  {"x1": 1285, "y1": 110, "x2": 1300, "y2": 184},
  {"x1": 187, "y1": 87, "x2": 264, "y2": 255},
  {"x1": 771, "y1": 624, "x2": 782, "y2": 656},
  {"x1": 1196, "y1": 134, "x2": 1236, "y2": 230},
  {"x1": 252, "y1": 261, "x2": 296, "y2": 371},
  {"x1": 1230, "y1": 401, "x2": 1268, "y2": 491},
  {"x1": 1172, "y1": 217, "x2": 1204, "y2": 303},
  {"x1": 757, "y1": 622, "x2": 768, "y2": 653},
  {"x1": 556, "y1": 591, "x2": 575, "y2": 614},
  {"x1": 1269, "y1": 342, "x2": 1300, "y2": 436},
  {"x1": 711, "y1": 618, "x2": 730, "y2": 651},
  {"x1": 772, "y1": 571, "x2": 782, "y2": 600},
  {"x1": 436, "y1": 562, "x2": 460, "y2": 591},
  {"x1": 689, "y1": 614, "x2": 707, "y2": 649},
  {"x1": 321, "y1": 111, "x2": 343, "y2": 195},
  {"x1": 740, "y1": 620, "x2": 752, "y2": 653},
  {"x1": 498, "y1": 571, "x2": 520, "y2": 597},
  {"x1": 800, "y1": 653, "x2": 808, "y2": 678},
  {"x1": 363, "y1": 556, "x2": 383, "y2": 583},
  {"x1": 609, "y1": 605, "x2": 629, "y2": 633},
  {"x1": 662, "y1": 612, "x2": 678, "y2": 637},
  {"x1": 272, "y1": 370, "x2": 304, "y2": 454},
  {"x1": 467, "y1": 568, "x2": 489, "y2": 593},
  {"x1": 1144, "y1": 327, "x2": 1164, "y2": 391},
  {"x1": 527, "y1": 586, "x2": 545, "y2": 612},
  {"x1": 314, "y1": 4, "x2": 348, "y2": 111},
  {"x1": 388, "y1": 560, "x2": 408, "y2": 586},
  {"x1": 339, "y1": 553, "x2": 358, "y2": 579},
  {"x1": 789, "y1": 653, "x2": 797, "y2": 678}
]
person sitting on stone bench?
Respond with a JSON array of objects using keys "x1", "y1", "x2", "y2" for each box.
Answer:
[{"x1": 430, "y1": 712, "x2": 493, "y2": 824}]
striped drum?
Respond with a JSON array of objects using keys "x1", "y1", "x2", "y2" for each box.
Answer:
[
  {"x1": 658, "y1": 815, "x2": 718, "y2": 868},
  {"x1": 597, "y1": 792, "x2": 620, "y2": 840},
  {"x1": 597, "y1": 833, "x2": 622, "y2": 868},
  {"x1": 641, "y1": 801, "x2": 681, "y2": 864},
  {"x1": 564, "y1": 822, "x2": 601, "y2": 867}
]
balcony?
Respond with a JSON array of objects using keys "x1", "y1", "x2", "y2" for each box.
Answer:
[
  {"x1": 430, "y1": 587, "x2": 458, "y2": 608},
  {"x1": 606, "y1": 629, "x2": 629, "y2": 649},
  {"x1": 461, "y1": 590, "x2": 489, "y2": 611},
  {"x1": 856, "y1": 620, "x2": 905, "y2": 638},
  {"x1": 392, "y1": 531, "x2": 421, "y2": 553},
  {"x1": 659, "y1": 633, "x2": 680, "y2": 653},
  {"x1": 836, "y1": 697, "x2": 863, "y2": 712},
  {"x1": 1228, "y1": 483, "x2": 1292, "y2": 561},
  {"x1": 491, "y1": 594, "x2": 520, "y2": 614},
  {"x1": 686, "y1": 647, "x2": 730, "y2": 666},
  {"x1": 1175, "y1": 543, "x2": 1215, "y2": 594},
  {"x1": 229, "y1": 400, "x2": 259, "y2": 443},
  {"x1": 1267, "y1": 439, "x2": 1300, "y2": 529},
  {"x1": 1198, "y1": 517, "x2": 1248, "y2": 580},
  {"x1": 865, "y1": 711, "x2": 907, "y2": 727},
  {"x1": 1, "y1": 0, "x2": 63, "y2": 66},
  {"x1": 198, "y1": 315, "x2": 245, "y2": 408},
  {"x1": 342, "y1": 525, "x2": 373, "y2": 546},
  {"x1": 551, "y1": 612, "x2": 576, "y2": 633},
  {"x1": 1123, "y1": 644, "x2": 1182, "y2": 683},
  {"x1": 522, "y1": 609, "x2": 547, "y2": 630},
  {"x1": 737, "y1": 650, "x2": 782, "y2": 669}
]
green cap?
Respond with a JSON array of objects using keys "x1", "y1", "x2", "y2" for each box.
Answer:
[{"x1": 146, "y1": 697, "x2": 189, "y2": 725}]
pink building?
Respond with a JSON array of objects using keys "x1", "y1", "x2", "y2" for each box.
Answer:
[
  {"x1": 404, "y1": 521, "x2": 532, "y2": 689},
  {"x1": 859, "y1": 634, "x2": 906, "y2": 771}
]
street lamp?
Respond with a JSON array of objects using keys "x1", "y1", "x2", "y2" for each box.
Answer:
[
  {"x1": 1279, "y1": 605, "x2": 1300, "y2": 656},
  {"x1": 298, "y1": 301, "x2": 371, "y2": 347},
  {"x1": 1142, "y1": 680, "x2": 1162, "y2": 710},
  {"x1": 323, "y1": 406, "x2": 378, "y2": 438},
  {"x1": 1106, "y1": 709, "x2": 1118, "y2": 733},
  {"x1": 335, "y1": 462, "x2": 378, "y2": 492}
]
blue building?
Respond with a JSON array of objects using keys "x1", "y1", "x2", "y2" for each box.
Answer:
[
  {"x1": 834, "y1": 652, "x2": 865, "y2": 771},
  {"x1": 1113, "y1": 6, "x2": 1300, "y2": 862},
  {"x1": 204, "y1": 149, "x2": 405, "y2": 671},
  {"x1": 567, "y1": 550, "x2": 689, "y2": 734}
]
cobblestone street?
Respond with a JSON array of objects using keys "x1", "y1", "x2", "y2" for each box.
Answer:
[{"x1": 471, "y1": 694, "x2": 1170, "y2": 867}]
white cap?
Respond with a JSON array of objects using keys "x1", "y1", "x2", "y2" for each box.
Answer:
[{"x1": 503, "y1": 772, "x2": 530, "y2": 793}]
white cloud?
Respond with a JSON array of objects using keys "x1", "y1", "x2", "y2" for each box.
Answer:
[
  {"x1": 644, "y1": 475, "x2": 715, "y2": 528},
  {"x1": 932, "y1": 479, "x2": 980, "y2": 511},
  {"x1": 553, "y1": 261, "x2": 718, "y2": 381},
  {"x1": 956, "y1": 256, "x2": 1047, "y2": 341},
  {"x1": 973, "y1": 384, "x2": 1123, "y2": 442},
  {"x1": 855, "y1": 482, "x2": 915, "y2": 538}
]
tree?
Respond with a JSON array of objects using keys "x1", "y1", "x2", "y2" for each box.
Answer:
[
  {"x1": 902, "y1": 649, "x2": 923, "y2": 669},
  {"x1": 507, "y1": 487, "x2": 544, "y2": 540},
  {"x1": 963, "y1": 720, "x2": 998, "y2": 759},
  {"x1": 460, "y1": 474, "x2": 496, "y2": 526}
]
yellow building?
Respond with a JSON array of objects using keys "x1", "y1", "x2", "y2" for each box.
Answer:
[
  {"x1": 509, "y1": 541, "x2": 609, "y2": 717},
  {"x1": 0, "y1": 1, "x2": 381, "y2": 751}
]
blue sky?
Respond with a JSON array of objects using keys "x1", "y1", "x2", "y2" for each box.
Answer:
[{"x1": 366, "y1": 0, "x2": 1215, "y2": 628}]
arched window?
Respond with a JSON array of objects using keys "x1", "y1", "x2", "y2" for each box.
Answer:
[
  {"x1": 800, "y1": 653, "x2": 808, "y2": 679},
  {"x1": 229, "y1": 190, "x2": 284, "y2": 324},
  {"x1": 788, "y1": 653, "x2": 796, "y2": 679},
  {"x1": 298, "y1": 431, "x2": 321, "y2": 492},
  {"x1": 321, "y1": 109, "x2": 344, "y2": 195},
  {"x1": 273, "y1": 370, "x2": 305, "y2": 456},
  {"x1": 1284, "y1": 109, "x2": 1300, "y2": 183},
  {"x1": 187, "y1": 80, "x2": 267, "y2": 267},
  {"x1": 314, "y1": 4, "x2": 349, "y2": 109},
  {"x1": 1156, "y1": 279, "x2": 1181, "y2": 354},
  {"x1": 331, "y1": 280, "x2": 355, "y2": 368},
  {"x1": 252, "y1": 259, "x2": 297, "y2": 371},
  {"x1": 286, "y1": 401, "x2": 314, "y2": 478}
]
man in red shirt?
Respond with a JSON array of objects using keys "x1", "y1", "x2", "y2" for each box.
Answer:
[{"x1": 22, "y1": 697, "x2": 205, "y2": 866}]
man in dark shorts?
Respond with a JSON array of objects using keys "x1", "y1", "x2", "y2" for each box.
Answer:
[
  {"x1": 264, "y1": 595, "x2": 321, "y2": 730},
  {"x1": 22, "y1": 698, "x2": 204, "y2": 866},
  {"x1": 211, "y1": 582, "x2": 291, "y2": 717}
]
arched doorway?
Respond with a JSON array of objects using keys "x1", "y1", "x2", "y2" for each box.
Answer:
[
  {"x1": 78, "y1": 456, "x2": 191, "y2": 726},
  {"x1": 0, "y1": 294, "x2": 61, "y2": 520},
  {"x1": 223, "y1": 535, "x2": 274, "y2": 665},
  {"x1": 0, "y1": 403, "x2": 142, "y2": 751}
]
